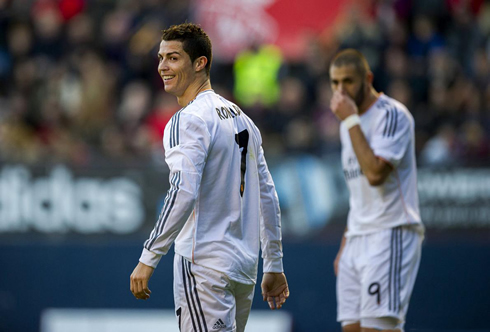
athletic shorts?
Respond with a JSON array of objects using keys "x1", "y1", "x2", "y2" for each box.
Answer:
[
  {"x1": 173, "y1": 254, "x2": 255, "y2": 332},
  {"x1": 336, "y1": 225, "x2": 423, "y2": 326}
]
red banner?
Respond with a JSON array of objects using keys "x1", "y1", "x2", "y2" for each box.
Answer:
[{"x1": 194, "y1": 0, "x2": 349, "y2": 61}]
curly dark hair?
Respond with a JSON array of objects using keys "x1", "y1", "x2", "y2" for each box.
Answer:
[{"x1": 161, "y1": 23, "x2": 212, "y2": 75}]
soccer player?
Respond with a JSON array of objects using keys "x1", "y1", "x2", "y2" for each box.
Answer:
[
  {"x1": 329, "y1": 49, "x2": 424, "y2": 332},
  {"x1": 130, "y1": 23, "x2": 289, "y2": 332}
]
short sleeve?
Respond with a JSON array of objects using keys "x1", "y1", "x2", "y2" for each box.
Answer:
[{"x1": 370, "y1": 107, "x2": 413, "y2": 167}]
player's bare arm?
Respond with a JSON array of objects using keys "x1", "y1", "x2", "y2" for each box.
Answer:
[
  {"x1": 261, "y1": 272, "x2": 289, "y2": 310},
  {"x1": 334, "y1": 227, "x2": 348, "y2": 276},
  {"x1": 347, "y1": 125, "x2": 392, "y2": 186},
  {"x1": 130, "y1": 262, "x2": 154, "y2": 300}
]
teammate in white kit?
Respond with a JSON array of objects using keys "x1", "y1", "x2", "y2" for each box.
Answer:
[
  {"x1": 329, "y1": 49, "x2": 424, "y2": 332},
  {"x1": 129, "y1": 23, "x2": 289, "y2": 332}
]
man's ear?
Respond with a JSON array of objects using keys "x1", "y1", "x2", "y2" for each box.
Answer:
[
  {"x1": 195, "y1": 56, "x2": 208, "y2": 72},
  {"x1": 366, "y1": 71, "x2": 374, "y2": 85}
]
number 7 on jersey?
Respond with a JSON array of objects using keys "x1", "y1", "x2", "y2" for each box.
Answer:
[{"x1": 235, "y1": 130, "x2": 249, "y2": 197}]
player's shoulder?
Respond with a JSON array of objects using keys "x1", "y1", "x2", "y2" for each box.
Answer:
[
  {"x1": 174, "y1": 92, "x2": 215, "y2": 126},
  {"x1": 181, "y1": 90, "x2": 229, "y2": 122},
  {"x1": 375, "y1": 94, "x2": 413, "y2": 122},
  {"x1": 166, "y1": 103, "x2": 208, "y2": 143},
  {"x1": 211, "y1": 92, "x2": 250, "y2": 121}
]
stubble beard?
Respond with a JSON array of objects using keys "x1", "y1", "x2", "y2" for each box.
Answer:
[{"x1": 354, "y1": 81, "x2": 366, "y2": 108}]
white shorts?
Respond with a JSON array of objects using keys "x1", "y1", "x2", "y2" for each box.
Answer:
[
  {"x1": 173, "y1": 254, "x2": 255, "y2": 332},
  {"x1": 336, "y1": 225, "x2": 423, "y2": 327}
]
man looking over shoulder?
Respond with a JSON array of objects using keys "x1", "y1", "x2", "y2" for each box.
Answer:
[
  {"x1": 130, "y1": 23, "x2": 289, "y2": 332},
  {"x1": 329, "y1": 49, "x2": 424, "y2": 332}
]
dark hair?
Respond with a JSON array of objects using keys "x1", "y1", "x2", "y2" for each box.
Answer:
[
  {"x1": 331, "y1": 49, "x2": 371, "y2": 77},
  {"x1": 161, "y1": 23, "x2": 212, "y2": 75}
]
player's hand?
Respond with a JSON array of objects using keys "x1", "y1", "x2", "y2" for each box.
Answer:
[
  {"x1": 334, "y1": 235, "x2": 347, "y2": 277},
  {"x1": 261, "y1": 272, "x2": 289, "y2": 310},
  {"x1": 330, "y1": 89, "x2": 358, "y2": 121},
  {"x1": 130, "y1": 262, "x2": 154, "y2": 300}
]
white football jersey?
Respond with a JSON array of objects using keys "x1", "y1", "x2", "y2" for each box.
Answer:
[
  {"x1": 140, "y1": 90, "x2": 283, "y2": 284},
  {"x1": 341, "y1": 94, "x2": 423, "y2": 237}
]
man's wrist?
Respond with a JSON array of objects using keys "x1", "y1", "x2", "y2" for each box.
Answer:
[
  {"x1": 263, "y1": 257, "x2": 283, "y2": 273},
  {"x1": 139, "y1": 248, "x2": 162, "y2": 268},
  {"x1": 343, "y1": 114, "x2": 361, "y2": 130}
]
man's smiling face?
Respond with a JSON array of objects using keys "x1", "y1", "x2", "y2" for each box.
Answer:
[{"x1": 157, "y1": 40, "x2": 196, "y2": 98}]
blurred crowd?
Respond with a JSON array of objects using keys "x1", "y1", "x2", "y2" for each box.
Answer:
[{"x1": 0, "y1": 0, "x2": 489, "y2": 167}]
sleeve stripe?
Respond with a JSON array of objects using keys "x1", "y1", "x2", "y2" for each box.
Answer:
[
  {"x1": 170, "y1": 112, "x2": 177, "y2": 148},
  {"x1": 170, "y1": 109, "x2": 184, "y2": 148},
  {"x1": 170, "y1": 115, "x2": 174, "y2": 147},
  {"x1": 388, "y1": 109, "x2": 395, "y2": 137},
  {"x1": 383, "y1": 109, "x2": 390, "y2": 137},
  {"x1": 390, "y1": 109, "x2": 398, "y2": 137},
  {"x1": 175, "y1": 111, "x2": 180, "y2": 146},
  {"x1": 145, "y1": 171, "x2": 182, "y2": 249},
  {"x1": 383, "y1": 108, "x2": 398, "y2": 138}
]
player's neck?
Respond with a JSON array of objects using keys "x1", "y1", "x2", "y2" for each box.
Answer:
[
  {"x1": 358, "y1": 88, "x2": 380, "y2": 115},
  {"x1": 177, "y1": 78, "x2": 212, "y2": 107}
]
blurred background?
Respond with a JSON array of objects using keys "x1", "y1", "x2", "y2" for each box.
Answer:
[{"x1": 1, "y1": 0, "x2": 490, "y2": 331}]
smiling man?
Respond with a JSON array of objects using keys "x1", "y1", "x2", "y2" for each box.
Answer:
[
  {"x1": 329, "y1": 49, "x2": 424, "y2": 332},
  {"x1": 129, "y1": 23, "x2": 289, "y2": 332}
]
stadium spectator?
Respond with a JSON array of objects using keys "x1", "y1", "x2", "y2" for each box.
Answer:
[{"x1": 0, "y1": 0, "x2": 489, "y2": 166}]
